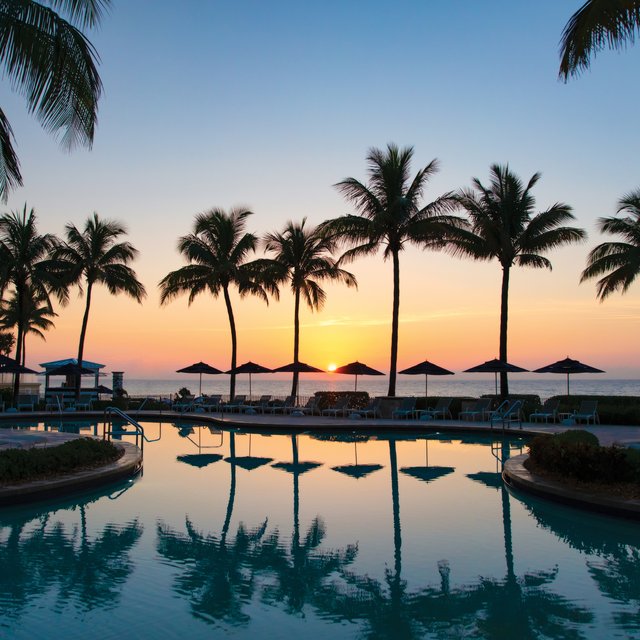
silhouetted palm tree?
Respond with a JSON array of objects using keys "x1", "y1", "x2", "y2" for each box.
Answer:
[
  {"x1": 259, "y1": 219, "x2": 357, "y2": 397},
  {"x1": 0, "y1": 206, "x2": 63, "y2": 395},
  {"x1": 580, "y1": 189, "x2": 640, "y2": 299},
  {"x1": 453, "y1": 165, "x2": 585, "y2": 396},
  {"x1": 0, "y1": 286, "x2": 56, "y2": 365},
  {"x1": 320, "y1": 144, "x2": 461, "y2": 396},
  {"x1": 559, "y1": 1, "x2": 640, "y2": 80},
  {"x1": 0, "y1": 0, "x2": 110, "y2": 199},
  {"x1": 159, "y1": 208, "x2": 275, "y2": 399},
  {"x1": 56, "y1": 213, "x2": 145, "y2": 398}
]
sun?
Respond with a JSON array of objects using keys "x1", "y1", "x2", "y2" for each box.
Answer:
[{"x1": 327, "y1": 363, "x2": 337, "y2": 372}]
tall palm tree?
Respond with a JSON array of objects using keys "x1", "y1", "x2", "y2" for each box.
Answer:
[
  {"x1": 580, "y1": 189, "x2": 640, "y2": 299},
  {"x1": 259, "y1": 219, "x2": 357, "y2": 397},
  {"x1": 559, "y1": 1, "x2": 640, "y2": 80},
  {"x1": 0, "y1": 286, "x2": 56, "y2": 365},
  {"x1": 56, "y1": 212, "x2": 145, "y2": 398},
  {"x1": 159, "y1": 208, "x2": 275, "y2": 399},
  {"x1": 320, "y1": 143, "x2": 461, "y2": 396},
  {"x1": 453, "y1": 165, "x2": 585, "y2": 396},
  {"x1": 0, "y1": 0, "x2": 110, "y2": 200},
  {"x1": 0, "y1": 205, "x2": 63, "y2": 396}
]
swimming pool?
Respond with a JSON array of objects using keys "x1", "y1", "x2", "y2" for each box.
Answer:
[{"x1": 0, "y1": 421, "x2": 638, "y2": 639}]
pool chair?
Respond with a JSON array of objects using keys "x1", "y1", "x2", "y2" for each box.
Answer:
[
  {"x1": 392, "y1": 397, "x2": 417, "y2": 420},
  {"x1": 16, "y1": 394, "x2": 38, "y2": 411},
  {"x1": 458, "y1": 398, "x2": 492, "y2": 421},
  {"x1": 75, "y1": 394, "x2": 93, "y2": 411},
  {"x1": 265, "y1": 395, "x2": 295, "y2": 414},
  {"x1": 489, "y1": 399, "x2": 523, "y2": 430},
  {"x1": 573, "y1": 400, "x2": 599, "y2": 425},
  {"x1": 529, "y1": 397, "x2": 560, "y2": 423},
  {"x1": 417, "y1": 397, "x2": 453, "y2": 420},
  {"x1": 289, "y1": 396, "x2": 319, "y2": 416},
  {"x1": 172, "y1": 395, "x2": 196, "y2": 413},
  {"x1": 224, "y1": 395, "x2": 247, "y2": 413},
  {"x1": 241, "y1": 395, "x2": 272, "y2": 414},
  {"x1": 321, "y1": 396, "x2": 351, "y2": 417},
  {"x1": 202, "y1": 394, "x2": 223, "y2": 412},
  {"x1": 349, "y1": 397, "x2": 382, "y2": 419}
]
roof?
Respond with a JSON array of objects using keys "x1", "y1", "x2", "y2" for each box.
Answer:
[{"x1": 39, "y1": 358, "x2": 105, "y2": 371}]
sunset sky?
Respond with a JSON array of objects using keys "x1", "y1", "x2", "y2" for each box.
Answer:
[{"x1": 3, "y1": 1, "x2": 639, "y2": 378}]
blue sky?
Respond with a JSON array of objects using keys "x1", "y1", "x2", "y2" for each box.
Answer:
[{"x1": 3, "y1": 1, "x2": 639, "y2": 377}]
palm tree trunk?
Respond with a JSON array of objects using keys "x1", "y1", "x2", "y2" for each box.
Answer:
[
  {"x1": 499, "y1": 265, "x2": 510, "y2": 397},
  {"x1": 21, "y1": 332, "x2": 26, "y2": 366},
  {"x1": 291, "y1": 287, "x2": 300, "y2": 398},
  {"x1": 388, "y1": 249, "x2": 400, "y2": 396},
  {"x1": 223, "y1": 285, "x2": 237, "y2": 399},
  {"x1": 12, "y1": 284, "x2": 24, "y2": 399},
  {"x1": 76, "y1": 282, "x2": 93, "y2": 400}
]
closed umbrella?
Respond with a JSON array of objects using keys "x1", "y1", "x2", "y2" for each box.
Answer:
[
  {"x1": 533, "y1": 357, "x2": 604, "y2": 396},
  {"x1": 463, "y1": 358, "x2": 529, "y2": 396},
  {"x1": 176, "y1": 361, "x2": 223, "y2": 396},
  {"x1": 226, "y1": 361, "x2": 272, "y2": 398},
  {"x1": 333, "y1": 361, "x2": 384, "y2": 392},
  {"x1": 399, "y1": 359, "x2": 454, "y2": 401}
]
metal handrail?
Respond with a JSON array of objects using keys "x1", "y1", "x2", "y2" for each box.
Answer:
[{"x1": 103, "y1": 406, "x2": 147, "y2": 456}]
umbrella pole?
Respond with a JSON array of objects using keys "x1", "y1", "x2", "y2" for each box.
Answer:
[
  {"x1": 567, "y1": 373, "x2": 570, "y2": 396},
  {"x1": 494, "y1": 372, "x2": 498, "y2": 397},
  {"x1": 354, "y1": 374, "x2": 358, "y2": 392},
  {"x1": 199, "y1": 373, "x2": 202, "y2": 396},
  {"x1": 425, "y1": 375, "x2": 428, "y2": 405},
  {"x1": 249, "y1": 373, "x2": 252, "y2": 399}
]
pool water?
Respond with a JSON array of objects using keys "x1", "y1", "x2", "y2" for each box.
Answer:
[{"x1": 1, "y1": 421, "x2": 639, "y2": 639}]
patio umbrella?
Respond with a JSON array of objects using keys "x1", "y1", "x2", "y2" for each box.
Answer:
[
  {"x1": 224, "y1": 433, "x2": 273, "y2": 470},
  {"x1": 533, "y1": 357, "x2": 604, "y2": 396},
  {"x1": 399, "y1": 359, "x2": 454, "y2": 400},
  {"x1": 96, "y1": 384, "x2": 112, "y2": 396},
  {"x1": 226, "y1": 361, "x2": 272, "y2": 398},
  {"x1": 272, "y1": 361, "x2": 325, "y2": 402},
  {"x1": 176, "y1": 361, "x2": 223, "y2": 396},
  {"x1": 0, "y1": 359, "x2": 37, "y2": 374},
  {"x1": 177, "y1": 453, "x2": 223, "y2": 468},
  {"x1": 463, "y1": 358, "x2": 529, "y2": 396},
  {"x1": 400, "y1": 439, "x2": 455, "y2": 484},
  {"x1": 333, "y1": 361, "x2": 384, "y2": 391},
  {"x1": 332, "y1": 439, "x2": 383, "y2": 480}
]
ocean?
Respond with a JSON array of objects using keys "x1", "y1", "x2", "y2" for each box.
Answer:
[{"x1": 118, "y1": 376, "x2": 639, "y2": 401}]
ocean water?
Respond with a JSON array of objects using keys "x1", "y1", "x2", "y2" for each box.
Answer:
[{"x1": 120, "y1": 376, "x2": 639, "y2": 401}]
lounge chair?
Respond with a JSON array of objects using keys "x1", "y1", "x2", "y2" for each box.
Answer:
[
  {"x1": 321, "y1": 396, "x2": 351, "y2": 417},
  {"x1": 392, "y1": 397, "x2": 417, "y2": 420},
  {"x1": 458, "y1": 398, "x2": 492, "y2": 421},
  {"x1": 265, "y1": 395, "x2": 295, "y2": 414},
  {"x1": 489, "y1": 399, "x2": 523, "y2": 429},
  {"x1": 573, "y1": 400, "x2": 599, "y2": 425},
  {"x1": 172, "y1": 395, "x2": 196, "y2": 412},
  {"x1": 224, "y1": 395, "x2": 247, "y2": 413},
  {"x1": 240, "y1": 395, "x2": 272, "y2": 414},
  {"x1": 45, "y1": 393, "x2": 65, "y2": 412},
  {"x1": 16, "y1": 394, "x2": 38, "y2": 411},
  {"x1": 202, "y1": 394, "x2": 223, "y2": 412},
  {"x1": 75, "y1": 393, "x2": 93, "y2": 411},
  {"x1": 529, "y1": 397, "x2": 560, "y2": 423},
  {"x1": 349, "y1": 397, "x2": 382, "y2": 419},
  {"x1": 417, "y1": 397, "x2": 452, "y2": 420},
  {"x1": 289, "y1": 396, "x2": 318, "y2": 416}
]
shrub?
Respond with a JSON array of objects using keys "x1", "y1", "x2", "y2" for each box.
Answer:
[
  {"x1": 528, "y1": 432, "x2": 640, "y2": 484},
  {"x1": 0, "y1": 438, "x2": 121, "y2": 484}
]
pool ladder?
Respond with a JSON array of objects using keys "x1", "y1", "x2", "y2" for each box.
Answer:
[{"x1": 103, "y1": 407, "x2": 148, "y2": 457}]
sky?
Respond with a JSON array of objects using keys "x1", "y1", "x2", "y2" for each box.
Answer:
[{"x1": 2, "y1": 1, "x2": 639, "y2": 379}]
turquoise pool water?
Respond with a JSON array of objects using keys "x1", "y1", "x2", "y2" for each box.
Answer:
[{"x1": 1, "y1": 421, "x2": 639, "y2": 639}]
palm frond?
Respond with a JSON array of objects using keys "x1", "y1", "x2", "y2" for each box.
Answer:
[
  {"x1": 559, "y1": 0, "x2": 640, "y2": 79},
  {"x1": 47, "y1": 0, "x2": 111, "y2": 29},
  {"x1": 0, "y1": 108, "x2": 22, "y2": 201}
]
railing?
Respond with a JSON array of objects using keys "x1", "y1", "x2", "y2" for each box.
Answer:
[{"x1": 103, "y1": 406, "x2": 162, "y2": 457}]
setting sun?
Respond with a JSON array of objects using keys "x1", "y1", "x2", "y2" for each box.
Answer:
[{"x1": 327, "y1": 363, "x2": 337, "y2": 372}]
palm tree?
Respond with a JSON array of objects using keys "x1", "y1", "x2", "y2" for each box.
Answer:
[
  {"x1": 453, "y1": 165, "x2": 585, "y2": 396},
  {"x1": 0, "y1": 0, "x2": 110, "y2": 200},
  {"x1": 559, "y1": 1, "x2": 640, "y2": 80},
  {"x1": 56, "y1": 213, "x2": 145, "y2": 398},
  {"x1": 0, "y1": 286, "x2": 56, "y2": 365},
  {"x1": 0, "y1": 205, "x2": 63, "y2": 396},
  {"x1": 580, "y1": 189, "x2": 640, "y2": 299},
  {"x1": 320, "y1": 143, "x2": 461, "y2": 396},
  {"x1": 259, "y1": 219, "x2": 357, "y2": 397},
  {"x1": 159, "y1": 208, "x2": 275, "y2": 399}
]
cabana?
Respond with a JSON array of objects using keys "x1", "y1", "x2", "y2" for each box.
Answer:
[{"x1": 39, "y1": 359, "x2": 105, "y2": 405}]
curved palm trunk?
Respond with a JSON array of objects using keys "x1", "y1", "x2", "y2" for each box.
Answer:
[
  {"x1": 76, "y1": 282, "x2": 93, "y2": 400},
  {"x1": 499, "y1": 265, "x2": 510, "y2": 397},
  {"x1": 221, "y1": 432, "x2": 237, "y2": 545},
  {"x1": 291, "y1": 287, "x2": 301, "y2": 398},
  {"x1": 223, "y1": 285, "x2": 237, "y2": 399},
  {"x1": 388, "y1": 250, "x2": 400, "y2": 397}
]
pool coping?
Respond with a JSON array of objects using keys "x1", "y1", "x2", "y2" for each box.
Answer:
[
  {"x1": 503, "y1": 453, "x2": 640, "y2": 520},
  {"x1": 0, "y1": 440, "x2": 142, "y2": 506}
]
